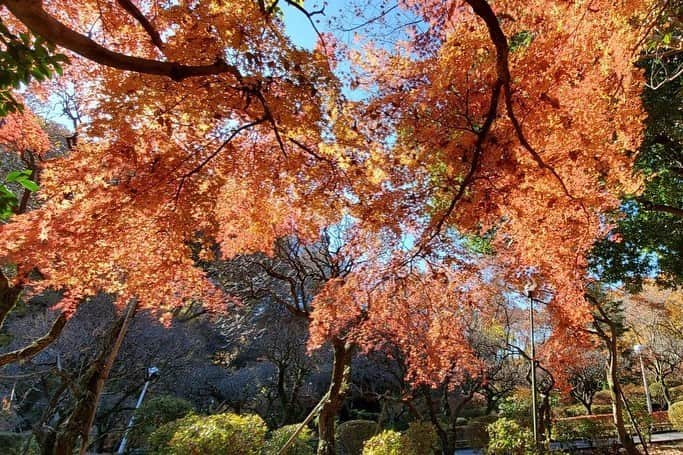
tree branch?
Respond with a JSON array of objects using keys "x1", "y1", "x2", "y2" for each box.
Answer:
[
  {"x1": 4, "y1": 0, "x2": 241, "y2": 81},
  {"x1": 0, "y1": 312, "x2": 67, "y2": 367},
  {"x1": 115, "y1": 0, "x2": 164, "y2": 50},
  {"x1": 636, "y1": 197, "x2": 683, "y2": 217}
]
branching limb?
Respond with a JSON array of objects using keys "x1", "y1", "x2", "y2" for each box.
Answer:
[
  {"x1": 4, "y1": 0, "x2": 241, "y2": 81},
  {"x1": 0, "y1": 312, "x2": 67, "y2": 367},
  {"x1": 115, "y1": 0, "x2": 164, "y2": 50}
]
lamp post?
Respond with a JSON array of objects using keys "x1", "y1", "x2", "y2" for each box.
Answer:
[
  {"x1": 525, "y1": 281, "x2": 539, "y2": 446},
  {"x1": 634, "y1": 344, "x2": 653, "y2": 414},
  {"x1": 117, "y1": 367, "x2": 160, "y2": 454}
]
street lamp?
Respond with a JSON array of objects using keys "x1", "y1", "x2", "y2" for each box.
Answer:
[
  {"x1": 525, "y1": 279, "x2": 539, "y2": 446},
  {"x1": 633, "y1": 344, "x2": 653, "y2": 414},
  {"x1": 117, "y1": 367, "x2": 160, "y2": 454}
]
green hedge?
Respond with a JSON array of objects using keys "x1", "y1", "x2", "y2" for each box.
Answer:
[
  {"x1": 129, "y1": 395, "x2": 194, "y2": 449},
  {"x1": 262, "y1": 424, "x2": 314, "y2": 455},
  {"x1": 336, "y1": 420, "x2": 378, "y2": 455},
  {"x1": 485, "y1": 418, "x2": 535, "y2": 455},
  {"x1": 362, "y1": 430, "x2": 405, "y2": 455},
  {"x1": 404, "y1": 421, "x2": 439, "y2": 454},
  {"x1": 148, "y1": 413, "x2": 267, "y2": 455},
  {"x1": 668, "y1": 402, "x2": 683, "y2": 430}
]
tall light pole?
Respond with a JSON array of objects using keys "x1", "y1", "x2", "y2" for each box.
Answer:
[
  {"x1": 117, "y1": 367, "x2": 160, "y2": 454},
  {"x1": 525, "y1": 281, "x2": 539, "y2": 445},
  {"x1": 634, "y1": 344, "x2": 653, "y2": 414}
]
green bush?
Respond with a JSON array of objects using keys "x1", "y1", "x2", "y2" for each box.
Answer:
[
  {"x1": 336, "y1": 419, "x2": 378, "y2": 455},
  {"x1": 670, "y1": 385, "x2": 683, "y2": 402},
  {"x1": 148, "y1": 413, "x2": 267, "y2": 455},
  {"x1": 129, "y1": 395, "x2": 194, "y2": 449},
  {"x1": 592, "y1": 404, "x2": 613, "y2": 415},
  {"x1": 262, "y1": 424, "x2": 314, "y2": 455},
  {"x1": 486, "y1": 418, "x2": 535, "y2": 455},
  {"x1": 553, "y1": 418, "x2": 614, "y2": 442},
  {"x1": 404, "y1": 421, "x2": 439, "y2": 454},
  {"x1": 668, "y1": 401, "x2": 683, "y2": 430},
  {"x1": 559, "y1": 404, "x2": 588, "y2": 417},
  {"x1": 0, "y1": 432, "x2": 39, "y2": 455},
  {"x1": 498, "y1": 391, "x2": 532, "y2": 427},
  {"x1": 362, "y1": 430, "x2": 405, "y2": 455}
]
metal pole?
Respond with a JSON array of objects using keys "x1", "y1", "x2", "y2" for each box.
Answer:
[
  {"x1": 117, "y1": 379, "x2": 150, "y2": 454},
  {"x1": 638, "y1": 351, "x2": 653, "y2": 414},
  {"x1": 529, "y1": 293, "x2": 539, "y2": 445}
]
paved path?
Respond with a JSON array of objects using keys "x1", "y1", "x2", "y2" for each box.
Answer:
[{"x1": 454, "y1": 431, "x2": 683, "y2": 454}]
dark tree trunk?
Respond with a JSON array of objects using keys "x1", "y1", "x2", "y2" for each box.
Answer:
[
  {"x1": 39, "y1": 300, "x2": 137, "y2": 455},
  {"x1": 317, "y1": 337, "x2": 352, "y2": 455},
  {"x1": 606, "y1": 338, "x2": 640, "y2": 455}
]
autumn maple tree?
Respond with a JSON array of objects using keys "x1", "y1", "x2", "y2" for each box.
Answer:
[{"x1": 0, "y1": 0, "x2": 660, "y2": 454}]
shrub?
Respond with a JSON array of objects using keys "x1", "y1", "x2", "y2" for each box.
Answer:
[
  {"x1": 498, "y1": 391, "x2": 532, "y2": 427},
  {"x1": 668, "y1": 401, "x2": 683, "y2": 430},
  {"x1": 404, "y1": 421, "x2": 439, "y2": 454},
  {"x1": 553, "y1": 418, "x2": 614, "y2": 442},
  {"x1": 593, "y1": 390, "x2": 612, "y2": 405},
  {"x1": 336, "y1": 419, "x2": 378, "y2": 455},
  {"x1": 670, "y1": 385, "x2": 683, "y2": 402},
  {"x1": 262, "y1": 424, "x2": 314, "y2": 455},
  {"x1": 559, "y1": 404, "x2": 588, "y2": 418},
  {"x1": 129, "y1": 395, "x2": 194, "y2": 449},
  {"x1": 592, "y1": 404, "x2": 613, "y2": 415},
  {"x1": 0, "y1": 432, "x2": 39, "y2": 455},
  {"x1": 361, "y1": 430, "x2": 405, "y2": 455},
  {"x1": 486, "y1": 418, "x2": 535, "y2": 455},
  {"x1": 148, "y1": 413, "x2": 267, "y2": 455}
]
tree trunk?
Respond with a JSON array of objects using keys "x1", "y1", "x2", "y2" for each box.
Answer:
[
  {"x1": 43, "y1": 299, "x2": 137, "y2": 455},
  {"x1": 317, "y1": 337, "x2": 352, "y2": 455},
  {"x1": 606, "y1": 338, "x2": 640, "y2": 455},
  {"x1": 0, "y1": 271, "x2": 21, "y2": 328}
]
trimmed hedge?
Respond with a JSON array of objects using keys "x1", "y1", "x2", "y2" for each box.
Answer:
[
  {"x1": 263, "y1": 424, "x2": 314, "y2": 455},
  {"x1": 669, "y1": 401, "x2": 683, "y2": 430},
  {"x1": 361, "y1": 430, "x2": 404, "y2": 455},
  {"x1": 129, "y1": 395, "x2": 194, "y2": 449},
  {"x1": 148, "y1": 413, "x2": 267, "y2": 455},
  {"x1": 404, "y1": 421, "x2": 439, "y2": 454},
  {"x1": 336, "y1": 420, "x2": 378, "y2": 455},
  {"x1": 485, "y1": 418, "x2": 535, "y2": 455}
]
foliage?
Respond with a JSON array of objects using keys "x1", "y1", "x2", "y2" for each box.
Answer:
[
  {"x1": 668, "y1": 402, "x2": 683, "y2": 430},
  {"x1": 336, "y1": 420, "x2": 378, "y2": 455},
  {"x1": 403, "y1": 421, "x2": 439, "y2": 454},
  {"x1": 0, "y1": 22, "x2": 68, "y2": 116},
  {"x1": 498, "y1": 391, "x2": 532, "y2": 427},
  {"x1": 485, "y1": 418, "x2": 535, "y2": 455},
  {"x1": 553, "y1": 418, "x2": 614, "y2": 442},
  {"x1": 0, "y1": 432, "x2": 39, "y2": 455},
  {"x1": 128, "y1": 395, "x2": 194, "y2": 449},
  {"x1": 590, "y1": 12, "x2": 683, "y2": 289},
  {"x1": 148, "y1": 413, "x2": 267, "y2": 455},
  {"x1": 0, "y1": 169, "x2": 38, "y2": 221},
  {"x1": 361, "y1": 430, "x2": 406, "y2": 455},
  {"x1": 262, "y1": 424, "x2": 314, "y2": 455}
]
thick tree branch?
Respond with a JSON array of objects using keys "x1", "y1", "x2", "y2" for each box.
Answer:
[
  {"x1": 0, "y1": 312, "x2": 67, "y2": 367},
  {"x1": 466, "y1": 0, "x2": 574, "y2": 200},
  {"x1": 115, "y1": 0, "x2": 164, "y2": 50},
  {"x1": 636, "y1": 197, "x2": 683, "y2": 217},
  {"x1": 4, "y1": 0, "x2": 241, "y2": 81}
]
